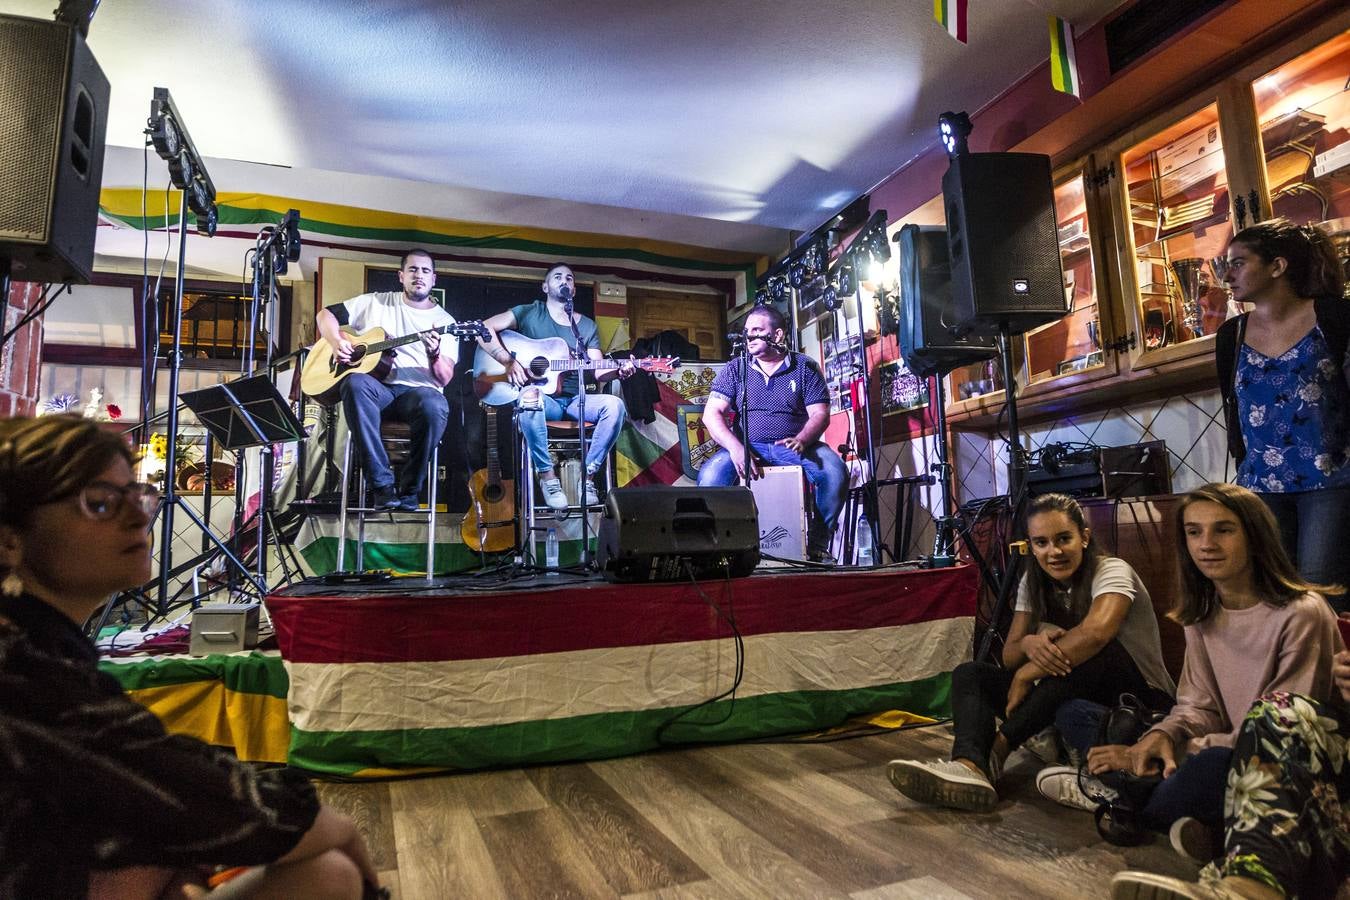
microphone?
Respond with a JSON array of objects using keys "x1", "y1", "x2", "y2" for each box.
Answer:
[{"x1": 559, "y1": 283, "x2": 573, "y2": 312}]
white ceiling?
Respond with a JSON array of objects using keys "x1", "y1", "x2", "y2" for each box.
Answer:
[{"x1": 4, "y1": 0, "x2": 1126, "y2": 249}]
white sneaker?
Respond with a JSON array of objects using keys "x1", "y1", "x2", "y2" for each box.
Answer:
[
  {"x1": 1169, "y1": 816, "x2": 1217, "y2": 864},
  {"x1": 1035, "y1": 765, "x2": 1113, "y2": 812},
  {"x1": 1021, "y1": 726, "x2": 1063, "y2": 766},
  {"x1": 886, "y1": 758, "x2": 998, "y2": 812},
  {"x1": 540, "y1": 477, "x2": 568, "y2": 511},
  {"x1": 1111, "y1": 868, "x2": 1241, "y2": 900},
  {"x1": 583, "y1": 477, "x2": 600, "y2": 506}
]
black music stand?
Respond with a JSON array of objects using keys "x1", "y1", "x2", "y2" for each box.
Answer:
[{"x1": 181, "y1": 374, "x2": 305, "y2": 588}]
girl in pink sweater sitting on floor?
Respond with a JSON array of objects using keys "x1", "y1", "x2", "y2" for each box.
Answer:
[{"x1": 1086, "y1": 483, "x2": 1344, "y2": 898}]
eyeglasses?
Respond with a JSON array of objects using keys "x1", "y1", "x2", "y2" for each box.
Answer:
[{"x1": 76, "y1": 481, "x2": 162, "y2": 521}]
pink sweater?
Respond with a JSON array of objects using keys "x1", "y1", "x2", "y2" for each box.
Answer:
[{"x1": 1149, "y1": 592, "x2": 1344, "y2": 755}]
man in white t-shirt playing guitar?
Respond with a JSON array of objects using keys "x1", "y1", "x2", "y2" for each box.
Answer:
[{"x1": 315, "y1": 249, "x2": 457, "y2": 511}]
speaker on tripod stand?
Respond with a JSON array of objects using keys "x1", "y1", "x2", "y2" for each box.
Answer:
[{"x1": 939, "y1": 146, "x2": 1069, "y2": 660}]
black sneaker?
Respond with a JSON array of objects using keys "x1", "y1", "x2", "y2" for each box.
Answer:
[
  {"x1": 372, "y1": 486, "x2": 400, "y2": 510},
  {"x1": 395, "y1": 494, "x2": 421, "y2": 512},
  {"x1": 806, "y1": 548, "x2": 837, "y2": 565}
]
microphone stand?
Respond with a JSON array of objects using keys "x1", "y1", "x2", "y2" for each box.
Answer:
[
  {"x1": 563, "y1": 294, "x2": 594, "y2": 569},
  {"x1": 732, "y1": 336, "x2": 754, "y2": 488}
]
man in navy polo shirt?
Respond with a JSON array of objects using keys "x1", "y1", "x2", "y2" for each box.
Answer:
[{"x1": 698, "y1": 305, "x2": 848, "y2": 563}]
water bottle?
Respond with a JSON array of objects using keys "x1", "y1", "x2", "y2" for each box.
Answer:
[
  {"x1": 545, "y1": 527, "x2": 559, "y2": 573},
  {"x1": 856, "y1": 513, "x2": 875, "y2": 567}
]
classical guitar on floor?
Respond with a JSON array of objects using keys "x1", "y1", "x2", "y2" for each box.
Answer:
[
  {"x1": 300, "y1": 321, "x2": 489, "y2": 405},
  {"x1": 471, "y1": 330, "x2": 680, "y2": 405},
  {"x1": 462, "y1": 403, "x2": 516, "y2": 553}
]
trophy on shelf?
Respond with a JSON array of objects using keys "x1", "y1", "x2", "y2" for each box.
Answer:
[
  {"x1": 1209, "y1": 255, "x2": 1243, "y2": 319},
  {"x1": 1171, "y1": 257, "x2": 1205, "y2": 339}
]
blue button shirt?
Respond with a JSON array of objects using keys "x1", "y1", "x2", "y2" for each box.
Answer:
[
  {"x1": 1236, "y1": 327, "x2": 1350, "y2": 492},
  {"x1": 708, "y1": 353, "x2": 829, "y2": 443}
]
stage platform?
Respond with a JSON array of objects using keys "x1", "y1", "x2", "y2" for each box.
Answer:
[{"x1": 263, "y1": 564, "x2": 977, "y2": 778}]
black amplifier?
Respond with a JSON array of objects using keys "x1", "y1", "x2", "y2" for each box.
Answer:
[{"x1": 1025, "y1": 441, "x2": 1170, "y2": 500}]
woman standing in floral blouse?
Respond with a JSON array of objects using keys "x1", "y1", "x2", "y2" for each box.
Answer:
[{"x1": 1215, "y1": 219, "x2": 1349, "y2": 612}]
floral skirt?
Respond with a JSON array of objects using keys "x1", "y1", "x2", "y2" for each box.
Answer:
[{"x1": 1222, "y1": 691, "x2": 1350, "y2": 898}]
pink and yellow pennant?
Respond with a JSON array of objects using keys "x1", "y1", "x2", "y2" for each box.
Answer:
[{"x1": 934, "y1": 0, "x2": 968, "y2": 44}]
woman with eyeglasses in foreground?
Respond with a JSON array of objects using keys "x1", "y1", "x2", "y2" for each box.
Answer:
[
  {"x1": 1090, "y1": 483, "x2": 1345, "y2": 900},
  {"x1": 0, "y1": 416, "x2": 378, "y2": 899}
]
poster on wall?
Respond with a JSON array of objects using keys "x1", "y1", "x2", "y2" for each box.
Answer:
[
  {"x1": 879, "y1": 358, "x2": 929, "y2": 416},
  {"x1": 823, "y1": 333, "x2": 863, "y2": 413}
]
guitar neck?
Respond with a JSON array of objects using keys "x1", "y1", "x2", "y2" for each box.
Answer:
[
  {"x1": 550, "y1": 358, "x2": 623, "y2": 372},
  {"x1": 363, "y1": 323, "x2": 479, "y2": 355}
]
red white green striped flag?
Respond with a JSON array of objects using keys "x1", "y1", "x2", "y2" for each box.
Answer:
[
  {"x1": 934, "y1": 0, "x2": 968, "y2": 44},
  {"x1": 1049, "y1": 15, "x2": 1081, "y2": 97}
]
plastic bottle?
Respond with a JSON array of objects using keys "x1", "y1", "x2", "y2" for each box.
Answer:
[
  {"x1": 545, "y1": 527, "x2": 559, "y2": 573},
  {"x1": 856, "y1": 514, "x2": 875, "y2": 567}
]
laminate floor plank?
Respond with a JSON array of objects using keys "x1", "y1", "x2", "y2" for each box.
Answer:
[
  {"x1": 452, "y1": 767, "x2": 549, "y2": 819},
  {"x1": 526, "y1": 763, "x2": 707, "y2": 895},
  {"x1": 850, "y1": 875, "x2": 977, "y2": 900},
  {"x1": 317, "y1": 716, "x2": 1203, "y2": 898},
  {"x1": 313, "y1": 780, "x2": 397, "y2": 871},
  {"x1": 656, "y1": 746, "x2": 922, "y2": 893},
  {"x1": 591, "y1": 753, "x2": 848, "y2": 899},
  {"x1": 388, "y1": 776, "x2": 508, "y2": 900},
  {"x1": 477, "y1": 806, "x2": 621, "y2": 900}
]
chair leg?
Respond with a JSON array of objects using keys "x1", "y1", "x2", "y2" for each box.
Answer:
[
  {"x1": 519, "y1": 427, "x2": 536, "y2": 566},
  {"x1": 355, "y1": 469, "x2": 368, "y2": 571},
  {"x1": 336, "y1": 434, "x2": 352, "y2": 572},
  {"x1": 424, "y1": 447, "x2": 438, "y2": 583}
]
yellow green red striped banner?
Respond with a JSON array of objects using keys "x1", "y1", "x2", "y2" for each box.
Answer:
[
  {"x1": 1049, "y1": 16, "x2": 1081, "y2": 98},
  {"x1": 98, "y1": 189, "x2": 764, "y2": 304},
  {"x1": 934, "y1": 0, "x2": 968, "y2": 44}
]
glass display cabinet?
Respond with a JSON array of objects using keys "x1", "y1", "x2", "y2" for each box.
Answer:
[
  {"x1": 1253, "y1": 30, "x2": 1350, "y2": 292},
  {"x1": 1118, "y1": 102, "x2": 1233, "y2": 364}
]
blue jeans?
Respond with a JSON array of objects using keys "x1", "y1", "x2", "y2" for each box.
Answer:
[
  {"x1": 1140, "y1": 746, "x2": 1231, "y2": 831},
  {"x1": 1258, "y1": 485, "x2": 1350, "y2": 613},
  {"x1": 697, "y1": 441, "x2": 848, "y2": 554},
  {"x1": 519, "y1": 391, "x2": 626, "y2": 476},
  {"x1": 339, "y1": 374, "x2": 448, "y2": 496}
]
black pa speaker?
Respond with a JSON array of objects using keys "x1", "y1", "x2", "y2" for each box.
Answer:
[
  {"x1": 896, "y1": 224, "x2": 997, "y2": 378},
  {"x1": 942, "y1": 153, "x2": 1066, "y2": 337},
  {"x1": 597, "y1": 486, "x2": 760, "y2": 583},
  {"x1": 0, "y1": 14, "x2": 110, "y2": 284}
]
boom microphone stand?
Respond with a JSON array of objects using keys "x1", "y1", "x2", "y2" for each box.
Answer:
[{"x1": 562, "y1": 287, "x2": 594, "y2": 569}]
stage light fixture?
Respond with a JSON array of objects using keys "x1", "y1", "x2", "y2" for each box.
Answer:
[
  {"x1": 196, "y1": 203, "x2": 217, "y2": 237},
  {"x1": 168, "y1": 147, "x2": 194, "y2": 190},
  {"x1": 146, "y1": 88, "x2": 217, "y2": 236},
  {"x1": 149, "y1": 114, "x2": 180, "y2": 160},
  {"x1": 938, "y1": 110, "x2": 973, "y2": 158}
]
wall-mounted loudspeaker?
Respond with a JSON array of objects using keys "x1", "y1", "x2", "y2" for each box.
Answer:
[
  {"x1": 942, "y1": 153, "x2": 1066, "y2": 337},
  {"x1": 896, "y1": 224, "x2": 997, "y2": 378},
  {"x1": 0, "y1": 14, "x2": 110, "y2": 284},
  {"x1": 597, "y1": 486, "x2": 760, "y2": 583}
]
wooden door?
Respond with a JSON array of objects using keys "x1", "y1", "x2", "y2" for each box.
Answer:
[{"x1": 626, "y1": 288, "x2": 726, "y2": 360}]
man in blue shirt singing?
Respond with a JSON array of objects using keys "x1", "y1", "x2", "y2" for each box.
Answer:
[{"x1": 698, "y1": 305, "x2": 848, "y2": 563}]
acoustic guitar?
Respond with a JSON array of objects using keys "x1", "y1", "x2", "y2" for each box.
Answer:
[
  {"x1": 300, "y1": 321, "x2": 489, "y2": 405},
  {"x1": 472, "y1": 331, "x2": 680, "y2": 406},
  {"x1": 461, "y1": 403, "x2": 515, "y2": 553}
]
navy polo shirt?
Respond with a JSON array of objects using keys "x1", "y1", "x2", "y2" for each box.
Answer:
[{"x1": 708, "y1": 353, "x2": 829, "y2": 443}]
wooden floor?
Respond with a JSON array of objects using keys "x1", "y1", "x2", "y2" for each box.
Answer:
[{"x1": 315, "y1": 723, "x2": 1198, "y2": 899}]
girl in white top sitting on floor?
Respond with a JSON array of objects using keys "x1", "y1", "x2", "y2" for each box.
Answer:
[{"x1": 886, "y1": 492, "x2": 1175, "y2": 811}]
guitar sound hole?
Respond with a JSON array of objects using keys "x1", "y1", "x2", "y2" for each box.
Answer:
[
  {"x1": 484, "y1": 485, "x2": 503, "y2": 503},
  {"x1": 529, "y1": 357, "x2": 548, "y2": 378},
  {"x1": 349, "y1": 347, "x2": 367, "y2": 363}
]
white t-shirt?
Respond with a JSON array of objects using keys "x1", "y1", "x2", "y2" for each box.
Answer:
[
  {"x1": 338, "y1": 291, "x2": 457, "y2": 389},
  {"x1": 1015, "y1": 556, "x2": 1176, "y2": 696}
]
